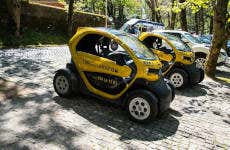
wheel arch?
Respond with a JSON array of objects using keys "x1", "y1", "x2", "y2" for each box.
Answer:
[
  {"x1": 195, "y1": 52, "x2": 207, "y2": 58},
  {"x1": 166, "y1": 64, "x2": 188, "y2": 78},
  {"x1": 166, "y1": 65, "x2": 189, "y2": 88},
  {"x1": 121, "y1": 80, "x2": 160, "y2": 108}
]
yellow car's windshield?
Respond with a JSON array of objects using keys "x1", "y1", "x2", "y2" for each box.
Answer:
[
  {"x1": 157, "y1": 33, "x2": 191, "y2": 52},
  {"x1": 119, "y1": 34, "x2": 158, "y2": 60}
]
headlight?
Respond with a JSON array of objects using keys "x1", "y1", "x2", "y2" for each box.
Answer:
[
  {"x1": 147, "y1": 68, "x2": 160, "y2": 74},
  {"x1": 183, "y1": 56, "x2": 193, "y2": 62},
  {"x1": 146, "y1": 68, "x2": 161, "y2": 79}
]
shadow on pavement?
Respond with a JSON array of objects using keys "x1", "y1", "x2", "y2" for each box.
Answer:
[
  {"x1": 223, "y1": 119, "x2": 230, "y2": 125},
  {"x1": 215, "y1": 69, "x2": 230, "y2": 87},
  {"x1": 54, "y1": 95, "x2": 180, "y2": 142},
  {"x1": 0, "y1": 50, "x2": 54, "y2": 89},
  {"x1": 0, "y1": 91, "x2": 84, "y2": 149},
  {"x1": 0, "y1": 77, "x2": 22, "y2": 100},
  {"x1": 176, "y1": 83, "x2": 208, "y2": 97}
]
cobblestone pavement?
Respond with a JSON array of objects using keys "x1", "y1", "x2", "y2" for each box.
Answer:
[{"x1": 0, "y1": 46, "x2": 230, "y2": 150}]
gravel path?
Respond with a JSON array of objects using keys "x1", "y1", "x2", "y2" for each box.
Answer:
[{"x1": 0, "y1": 46, "x2": 230, "y2": 150}]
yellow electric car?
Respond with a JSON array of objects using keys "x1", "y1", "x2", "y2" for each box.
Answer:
[
  {"x1": 139, "y1": 32, "x2": 204, "y2": 89},
  {"x1": 53, "y1": 27, "x2": 175, "y2": 123}
]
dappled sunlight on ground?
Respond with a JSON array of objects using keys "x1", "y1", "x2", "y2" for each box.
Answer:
[
  {"x1": 0, "y1": 47, "x2": 230, "y2": 149},
  {"x1": 215, "y1": 63, "x2": 230, "y2": 84},
  {"x1": 217, "y1": 77, "x2": 230, "y2": 83}
]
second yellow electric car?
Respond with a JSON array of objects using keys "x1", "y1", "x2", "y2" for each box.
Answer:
[
  {"x1": 139, "y1": 32, "x2": 204, "y2": 89},
  {"x1": 53, "y1": 27, "x2": 174, "y2": 123}
]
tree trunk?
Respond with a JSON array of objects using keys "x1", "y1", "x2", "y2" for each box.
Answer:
[
  {"x1": 107, "y1": 0, "x2": 114, "y2": 17},
  {"x1": 205, "y1": 0, "x2": 229, "y2": 78},
  {"x1": 6, "y1": 0, "x2": 21, "y2": 37},
  {"x1": 145, "y1": 0, "x2": 157, "y2": 22},
  {"x1": 116, "y1": 5, "x2": 125, "y2": 28},
  {"x1": 151, "y1": 9, "x2": 156, "y2": 21},
  {"x1": 195, "y1": 12, "x2": 199, "y2": 34},
  {"x1": 67, "y1": 0, "x2": 74, "y2": 36},
  {"x1": 179, "y1": 0, "x2": 187, "y2": 31},
  {"x1": 168, "y1": 12, "x2": 171, "y2": 28},
  {"x1": 209, "y1": 16, "x2": 213, "y2": 34},
  {"x1": 170, "y1": 0, "x2": 176, "y2": 29},
  {"x1": 170, "y1": 13, "x2": 176, "y2": 29},
  {"x1": 91, "y1": 1, "x2": 95, "y2": 13},
  {"x1": 195, "y1": 9, "x2": 204, "y2": 35},
  {"x1": 154, "y1": 0, "x2": 161, "y2": 22},
  {"x1": 222, "y1": 23, "x2": 230, "y2": 51},
  {"x1": 151, "y1": 0, "x2": 156, "y2": 22},
  {"x1": 200, "y1": 8, "x2": 204, "y2": 35}
]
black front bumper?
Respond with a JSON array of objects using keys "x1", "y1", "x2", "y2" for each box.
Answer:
[
  {"x1": 146, "y1": 77, "x2": 174, "y2": 113},
  {"x1": 183, "y1": 63, "x2": 203, "y2": 85},
  {"x1": 172, "y1": 63, "x2": 203, "y2": 85}
]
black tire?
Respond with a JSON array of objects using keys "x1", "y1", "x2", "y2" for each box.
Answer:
[
  {"x1": 53, "y1": 69, "x2": 73, "y2": 98},
  {"x1": 66, "y1": 60, "x2": 78, "y2": 73},
  {"x1": 164, "y1": 78, "x2": 175, "y2": 101},
  {"x1": 126, "y1": 90, "x2": 158, "y2": 123},
  {"x1": 198, "y1": 68, "x2": 205, "y2": 83},
  {"x1": 195, "y1": 53, "x2": 207, "y2": 69},
  {"x1": 169, "y1": 68, "x2": 188, "y2": 89}
]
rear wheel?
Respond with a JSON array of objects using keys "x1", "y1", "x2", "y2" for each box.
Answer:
[
  {"x1": 126, "y1": 90, "x2": 158, "y2": 123},
  {"x1": 53, "y1": 69, "x2": 73, "y2": 98},
  {"x1": 169, "y1": 68, "x2": 188, "y2": 89},
  {"x1": 195, "y1": 54, "x2": 207, "y2": 69}
]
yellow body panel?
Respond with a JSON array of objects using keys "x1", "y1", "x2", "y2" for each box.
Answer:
[
  {"x1": 136, "y1": 59, "x2": 162, "y2": 81},
  {"x1": 68, "y1": 28, "x2": 162, "y2": 100},
  {"x1": 174, "y1": 50, "x2": 195, "y2": 65},
  {"x1": 153, "y1": 49, "x2": 173, "y2": 62},
  {"x1": 75, "y1": 51, "x2": 132, "y2": 78},
  {"x1": 139, "y1": 32, "x2": 195, "y2": 75}
]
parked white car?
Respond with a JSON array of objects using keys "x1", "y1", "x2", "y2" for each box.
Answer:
[{"x1": 154, "y1": 30, "x2": 228, "y2": 69}]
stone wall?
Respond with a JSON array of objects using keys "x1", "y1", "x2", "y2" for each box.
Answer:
[
  {"x1": 21, "y1": 2, "x2": 67, "y2": 32},
  {"x1": 0, "y1": 2, "x2": 106, "y2": 34},
  {"x1": 22, "y1": 2, "x2": 106, "y2": 33}
]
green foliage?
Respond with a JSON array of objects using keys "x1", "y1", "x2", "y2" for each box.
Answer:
[
  {"x1": 168, "y1": 0, "x2": 211, "y2": 14},
  {"x1": 58, "y1": 0, "x2": 66, "y2": 3},
  {"x1": 73, "y1": 0, "x2": 141, "y2": 18},
  {"x1": 0, "y1": 27, "x2": 68, "y2": 48},
  {"x1": 228, "y1": 1, "x2": 230, "y2": 22},
  {"x1": 185, "y1": 0, "x2": 210, "y2": 13}
]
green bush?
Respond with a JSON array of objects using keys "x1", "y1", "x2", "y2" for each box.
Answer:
[{"x1": 0, "y1": 26, "x2": 68, "y2": 48}]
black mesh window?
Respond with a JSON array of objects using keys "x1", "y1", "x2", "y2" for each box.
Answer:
[
  {"x1": 76, "y1": 34, "x2": 102, "y2": 55},
  {"x1": 76, "y1": 34, "x2": 131, "y2": 66},
  {"x1": 143, "y1": 37, "x2": 173, "y2": 53}
]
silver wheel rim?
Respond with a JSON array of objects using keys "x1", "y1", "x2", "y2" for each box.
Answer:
[
  {"x1": 170, "y1": 73, "x2": 184, "y2": 88},
  {"x1": 195, "y1": 58, "x2": 206, "y2": 69},
  {"x1": 129, "y1": 97, "x2": 151, "y2": 120},
  {"x1": 55, "y1": 75, "x2": 69, "y2": 94}
]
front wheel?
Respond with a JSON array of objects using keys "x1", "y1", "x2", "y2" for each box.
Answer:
[
  {"x1": 169, "y1": 68, "x2": 188, "y2": 89},
  {"x1": 53, "y1": 69, "x2": 73, "y2": 98},
  {"x1": 195, "y1": 54, "x2": 206, "y2": 69},
  {"x1": 126, "y1": 90, "x2": 158, "y2": 123}
]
